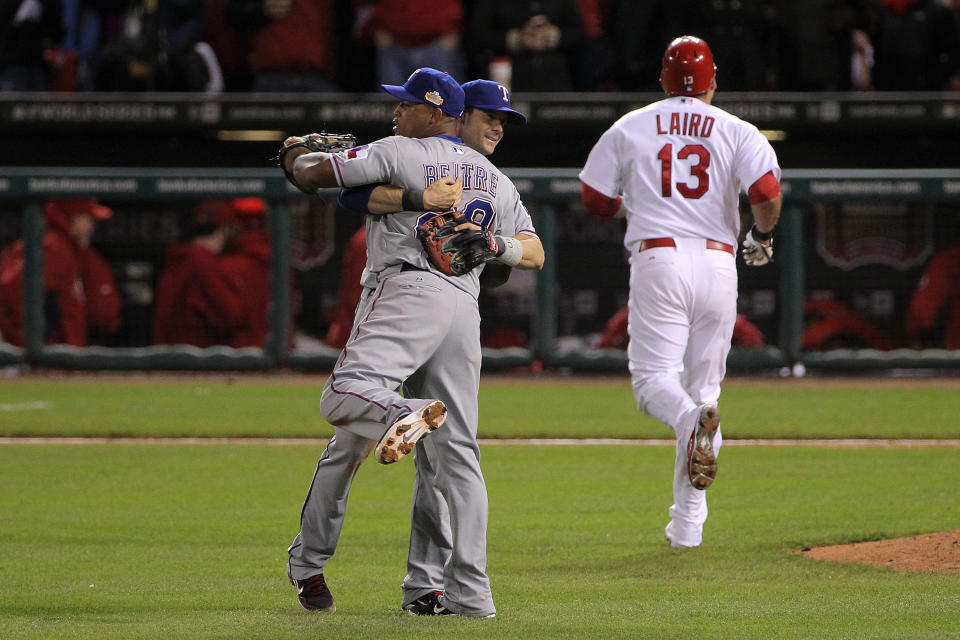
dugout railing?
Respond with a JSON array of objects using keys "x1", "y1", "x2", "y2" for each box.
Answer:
[{"x1": 1, "y1": 167, "x2": 958, "y2": 372}]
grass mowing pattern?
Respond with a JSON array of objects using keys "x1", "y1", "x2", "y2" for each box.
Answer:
[
  {"x1": 1, "y1": 376, "x2": 958, "y2": 638},
  {"x1": 1, "y1": 377, "x2": 959, "y2": 438},
  {"x1": 0, "y1": 444, "x2": 958, "y2": 639}
]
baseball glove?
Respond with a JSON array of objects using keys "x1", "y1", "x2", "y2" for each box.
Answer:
[
  {"x1": 416, "y1": 211, "x2": 469, "y2": 276},
  {"x1": 276, "y1": 132, "x2": 357, "y2": 194},
  {"x1": 443, "y1": 224, "x2": 502, "y2": 276},
  {"x1": 417, "y1": 212, "x2": 510, "y2": 276}
]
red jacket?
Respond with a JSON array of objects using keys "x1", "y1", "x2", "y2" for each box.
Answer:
[
  {"x1": 906, "y1": 246, "x2": 960, "y2": 349},
  {"x1": 79, "y1": 246, "x2": 122, "y2": 339},
  {"x1": 249, "y1": 0, "x2": 335, "y2": 74},
  {"x1": 0, "y1": 226, "x2": 119, "y2": 347},
  {"x1": 370, "y1": 0, "x2": 463, "y2": 45},
  {"x1": 220, "y1": 230, "x2": 271, "y2": 348},
  {"x1": 152, "y1": 243, "x2": 244, "y2": 347}
]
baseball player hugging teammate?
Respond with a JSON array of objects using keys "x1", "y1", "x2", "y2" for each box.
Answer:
[
  {"x1": 580, "y1": 36, "x2": 782, "y2": 548},
  {"x1": 278, "y1": 68, "x2": 543, "y2": 618}
]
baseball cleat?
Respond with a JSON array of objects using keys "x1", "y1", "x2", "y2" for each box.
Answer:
[
  {"x1": 376, "y1": 400, "x2": 447, "y2": 464},
  {"x1": 687, "y1": 404, "x2": 719, "y2": 490},
  {"x1": 408, "y1": 596, "x2": 496, "y2": 618},
  {"x1": 403, "y1": 590, "x2": 443, "y2": 615},
  {"x1": 288, "y1": 566, "x2": 336, "y2": 612}
]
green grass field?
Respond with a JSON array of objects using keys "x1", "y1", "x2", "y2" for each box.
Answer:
[
  {"x1": 2, "y1": 375, "x2": 959, "y2": 439},
  {"x1": 1, "y1": 375, "x2": 959, "y2": 639}
]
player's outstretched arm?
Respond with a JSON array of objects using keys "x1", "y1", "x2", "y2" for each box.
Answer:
[
  {"x1": 277, "y1": 133, "x2": 357, "y2": 193},
  {"x1": 289, "y1": 150, "x2": 338, "y2": 192}
]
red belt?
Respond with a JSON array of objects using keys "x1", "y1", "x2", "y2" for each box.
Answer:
[{"x1": 638, "y1": 237, "x2": 734, "y2": 255}]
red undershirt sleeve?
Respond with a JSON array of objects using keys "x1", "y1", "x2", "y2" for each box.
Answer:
[
  {"x1": 747, "y1": 171, "x2": 781, "y2": 205},
  {"x1": 581, "y1": 183, "x2": 622, "y2": 218}
]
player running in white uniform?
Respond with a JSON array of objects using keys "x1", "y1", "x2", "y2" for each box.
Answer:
[
  {"x1": 579, "y1": 36, "x2": 782, "y2": 547},
  {"x1": 281, "y1": 68, "x2": 543, "y2": 618}
]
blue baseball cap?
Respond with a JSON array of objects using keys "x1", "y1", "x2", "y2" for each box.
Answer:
[
  {"x1": 381, "y1": 68, "x2": 465, "y2": 118},
  {"x1": 461, "y1": 80, "x2": 527, "y2": 125}
]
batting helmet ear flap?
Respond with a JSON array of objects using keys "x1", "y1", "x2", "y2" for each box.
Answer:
[{"x1": 660, "y1": 35, "x2": 717, "y2": 96}]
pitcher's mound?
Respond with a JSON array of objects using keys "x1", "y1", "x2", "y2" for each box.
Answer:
[{"x1": 800, "y1": 530, "x2": 960, "y2": 573}]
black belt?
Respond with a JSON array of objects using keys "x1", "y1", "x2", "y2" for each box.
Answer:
[{"x1": 401, "y1": 262, "x2": 429, "y2": 272}]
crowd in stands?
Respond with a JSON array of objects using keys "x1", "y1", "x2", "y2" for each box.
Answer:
[
  {"x1": 2, "y1": 196, "x2": 958, "y2": 351},
  {"x1": 2, "y1": 1, "x2": 959, "y2": 352},
  {"x1": 2, "y1": 0, "x2": 959, "y2": 93},
  {"x1": 0, "y1": 197, "x2": 274, "y2": 350}
]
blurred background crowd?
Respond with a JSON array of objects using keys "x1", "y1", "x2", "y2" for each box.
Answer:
[
  {"x1": 1, "y1": 0, "x2": 959, "y2": 359},
  {"x1": 2, "y1": 0, "x2": 960, "y2": 94}
]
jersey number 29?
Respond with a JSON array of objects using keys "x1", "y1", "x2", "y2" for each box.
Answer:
[{"x1": 657, "y1": 143, "x2": 710, "y2": 199}]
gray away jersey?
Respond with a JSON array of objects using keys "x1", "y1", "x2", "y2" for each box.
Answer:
[{"x1": 330, "y1": 135, "x2": 537, "y2": 297}]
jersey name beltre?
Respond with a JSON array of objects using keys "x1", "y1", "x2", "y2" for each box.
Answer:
[{"x1": 422, "y1": 162, "x2": 499, "y2": 197}]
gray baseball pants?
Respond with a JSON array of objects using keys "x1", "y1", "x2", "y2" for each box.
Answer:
[{"x1": 287, "y1": 268, "x2": 495, "y2": 617}]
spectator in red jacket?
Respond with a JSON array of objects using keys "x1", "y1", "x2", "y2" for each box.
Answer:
[
  {"x1": 906, "y1": 239, "x2": 960, "y2": 349},
  {"x1": 0, "y1": 198, "x2": 120, "y2": 347},
  {"x1": 222, "y1": 0, "x2": 340, "y2": 92},
  {"x1": 356, "y1": 0, "x2": 466, "y2": 86},
  {"x1": 152, "y1": 199, "x2": 245, "y2": 347},
  {"x1": 220, "y1": 197, "x2": 272, "y2": 348}
]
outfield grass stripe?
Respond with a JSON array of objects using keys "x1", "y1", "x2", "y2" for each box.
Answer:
[{"x1": 1, "y1": 436, "x2": 959, "y2": 447}]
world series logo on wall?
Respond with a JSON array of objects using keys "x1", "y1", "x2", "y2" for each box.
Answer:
[{"x1": 815, "y1": 202, "x2": 934, "y2": 270}]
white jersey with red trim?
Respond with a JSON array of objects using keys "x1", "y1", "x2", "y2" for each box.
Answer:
[{"x1": 579, "y1": 96, "x2": 780, "y2": 251}]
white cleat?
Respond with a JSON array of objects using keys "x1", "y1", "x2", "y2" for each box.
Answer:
[
  {"x1": 687, "y1": 404, "x2": 719, "y2": 490},
  {"x1": 375, "y1": 400, "x2": 447, "y2": 464}
]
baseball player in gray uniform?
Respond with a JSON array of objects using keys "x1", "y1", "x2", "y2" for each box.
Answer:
[
  {"x1": 281, "y1": 68, "x2": 543, "y2": 618},
  {"x1": 345, "y1": 79, "x2": 528, "y2": 616},
  {"x1": 579, "y1": 36, "x2": 782, "y2": 548}
]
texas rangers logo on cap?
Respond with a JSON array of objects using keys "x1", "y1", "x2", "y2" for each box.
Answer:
[{"x1": 460, "y1": 79, "x2": 527, "y2": 124}]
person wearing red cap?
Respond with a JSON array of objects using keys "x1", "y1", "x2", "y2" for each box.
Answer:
[
  {"x1": 0, "y1": 198, "x2": 120, "y2": 347},
  {"x1": 579, "y1": 36, "x2": 782, "y2": 549},
  {"x1": 219, "y1": 198, "x2": 273, "y2": 348},
  {"x1": 151, "y1": 199, "x2": 245, "y2": 347}
]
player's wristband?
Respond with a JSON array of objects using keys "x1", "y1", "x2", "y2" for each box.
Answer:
[
  {"x1": 401, "y1": 188, "x2": 425, "y2": 212},
  {"x1": 495, "y1": 236, "x2": 523, "y2": 267},
  {"x1": 338, "y1": 185, "x2": 376, "y2": 212},
  {"x1": 750, "y1": 224, "x2": 773, "y2": 242}
]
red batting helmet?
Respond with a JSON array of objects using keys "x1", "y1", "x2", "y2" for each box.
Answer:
[{"x1": 660, "y1": 36, "x2": 716, "y2": 96}]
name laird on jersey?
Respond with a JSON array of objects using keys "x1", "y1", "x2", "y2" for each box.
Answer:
[
  {"x1": 423, "y1": 162, "x2": 499, "y2": 197},
  {"x1": 656, "y1": 113, "x2": 715, "y2": 137}
]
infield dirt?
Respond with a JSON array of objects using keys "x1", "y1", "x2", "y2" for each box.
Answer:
[{"x1": 800, "y1": 530, "x2": 960, "y2": 574}]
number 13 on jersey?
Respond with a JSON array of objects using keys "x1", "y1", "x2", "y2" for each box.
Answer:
[{"x1": 657, "y1": 143, "x2": 711, "y2": 199}]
